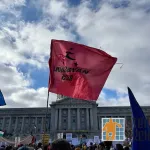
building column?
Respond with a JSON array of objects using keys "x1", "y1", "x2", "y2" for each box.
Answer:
[
  {"x1": 100, "y1": 117, "x2": 102, "y2": 129},
  {"x1": 99, "y1": 116, "x2": 102, "y2": 139},
  {"x1": 125, "y1": 116, "x2": 127, "y2": 125},
  {"x1": 35, "y1": 117, "x2": 37, "y2": 133},
  {"x1": 2, "y1": 117, "x2": 5, "y2": 130},
  {"x1": 93, "y1": 107, "x2": 98, "y2": 130},
  {"x1": 59, "y1": 109, "x2": 62, "y2": 130},
  {"x1": 8, "y1": 117, "x2": 12, "y2": 133},
  {"x1": 50, "y1": 107, "x2": 56, "y2": 133},
  {"x1": 68, "y1": 108, "x2": 71, "y2": 130},
  {"x1": 77, "y1": 108, "x2": 80, "y2": 130},
  {"x1": 21, "y1": 117, "x2": 25, "y2": 134},
  {"x1": 41, "y1": 117, "x2": 44, "y2": 133},
  {"x1": 15, "y1": 117, "x2": 18, "y2": 134},
  {"x1": 86, "y1": 108, "x2": 89, "y2": 130},
  {"x1": 55, "y1": 109, "x2": 58, "y2": 130},
  {"x1": 90, "y1": 109, "x2": 93, "y2": 129}
]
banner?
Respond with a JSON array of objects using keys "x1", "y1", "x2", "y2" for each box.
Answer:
[
  {"x1": 94, "y1": 136, "x2": 100, "y2": 144},
  {"x1": 128, "y1": 87, "x2": 150, "y2": 150},
  {"x1": 49, "y1": 39, "x2": 117, "y2": 100},
  {"x1": 15, "y1": 137, "x2": 20, "y2": 147},
  {"x1": 42, "y1": 134, "x2": 50, "y2": 145},
  {"x1": 102, "y1": 118, "x2": 125, "y2": 141},
  {"x1": 57, "y1": 133, "x2": 63, "y2": 139},
  {"x1": 66, "y1": 133, "x2": 72, "y2": 141},
  {"x1": 72, "y1": 138, "x2": 79, "y2": 146},
  {"x1": 0, "y1": 90, "x2": 6, "y2": 106}
]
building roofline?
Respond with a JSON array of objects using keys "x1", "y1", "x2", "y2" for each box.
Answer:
[{"x1": 0, "y1": 105, "x2": 150, "y2": 110}]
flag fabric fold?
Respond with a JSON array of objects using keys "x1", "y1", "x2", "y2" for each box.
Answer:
[
  {"x1": 48, "y1": 39, "x2": 117, "y2": 100},
  {"x1": 127, "y1": 87, "x2": 150, "y2": 149},
  {"x1": 0, "y1": 90, "x2": 6, "y2": 106}
]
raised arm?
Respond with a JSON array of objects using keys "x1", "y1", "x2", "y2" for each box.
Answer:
[
  {"x1": 115, "y1": 122, "x2": 122, "y2": 128},
  {"x1": 102, "y1": 123, "x2": 108, "y2": 131}
]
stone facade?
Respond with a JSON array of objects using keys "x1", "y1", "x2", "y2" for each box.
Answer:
[{"x1": 0, "y1": 96, "x2": 150, "y2": 140}]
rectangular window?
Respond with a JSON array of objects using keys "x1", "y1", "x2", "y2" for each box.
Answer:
[
  {"x1": 0, "y1": 118, "x2": 3, "y2": 124},
  {"x1": 81, "y1": 117, "x2": 85, "y2": 122}
]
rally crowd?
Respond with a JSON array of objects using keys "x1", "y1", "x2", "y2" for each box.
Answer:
[{"x1": 0, "y1": 139, "x2": 132, "y2": 150}]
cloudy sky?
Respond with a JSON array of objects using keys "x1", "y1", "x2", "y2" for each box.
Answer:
[{"x1": 0, "y1": 0, "x2": 150, "y2": 108}]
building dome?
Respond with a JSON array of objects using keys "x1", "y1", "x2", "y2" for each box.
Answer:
[{"x1": 57, "y1": 94, "x2": 68, "y2": 100}]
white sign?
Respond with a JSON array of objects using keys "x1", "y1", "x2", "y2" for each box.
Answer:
[
  {"x1": 66, "y1": 133, "x2": 72, "y2": 141},
  {"x1": 49, "y1": 139, "x2": 52, "y2": 144},
  {"x1": 18, "y1": 137, "x2": 20, "y2": 145},
  {"x1": 15, "y1": 137, "x2": 20, "y2": 147},
  {"x1": 87, "y1": 139, "x2": 94, "y2": 147},
  {"x1": 57, "y1": 133, "x2": 60, "y2": 139},
  {"x1": 102, "y1": 118, "x2": 125, "y2": 141},
  {"x1": 60, "y1": 133, "x2": 63, "y2": 138},
  {"x1": 72, "y1": 138, "x2": 79, "y2": 146},
  {"x1": 57, "y1": 133, "x2": 63, "y2": 139},
  {"x1": 94, "y1": 136, "x2": 100, "y2": 144}
]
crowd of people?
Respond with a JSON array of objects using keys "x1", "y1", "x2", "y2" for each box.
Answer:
[
  {"x1": 0, "y1": 139, "x2": 132, "y2": 150},
  {"x1": 70, "y1": 141, "x2": 131, "y2": 150}
]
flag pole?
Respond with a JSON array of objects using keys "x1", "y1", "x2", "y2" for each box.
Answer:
[
  {"x1": 116, "y1": 63, "x2": 124, "y2": 69},
  {"x1": 43, "y1": 90, "x2": 50, "y2": 145}
]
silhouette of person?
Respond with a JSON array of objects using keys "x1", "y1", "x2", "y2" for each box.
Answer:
[{"x1": 102, "y1": 118, "x2": 122, "y2": 140}]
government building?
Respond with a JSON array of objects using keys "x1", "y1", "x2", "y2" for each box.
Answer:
[{"x1": 0, "y1": 95, "x2": 150, "y2": 140}]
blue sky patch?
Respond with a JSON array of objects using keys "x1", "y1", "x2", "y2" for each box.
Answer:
[{"x1": 21, "y1": 0, "x2": 43, "y2": 23}]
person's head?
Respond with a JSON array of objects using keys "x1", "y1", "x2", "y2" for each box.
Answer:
[
  {"x1": 44, "y1": 145, "x2": 48, "y2": 150},
  {"x1": 116, "y1": 144, "x2": 123, "y2": 150},
  {"x1": 5, "y1": 146, "x2": 13, "y2": 150},
  {"x1": 124, "y1": 147, "x2": 129, "y2": 150},
  {"x1": 38, "y1": 143, "x2": 42, "y2": 148},
  {"x1": 71, "y1": 145, "x2": 73, "y2": 148},
  {"x1": 99, "y1": 142, "x2": 105, "y2": 150},
  {"x1": 51, "y1": 139, "x2": 71, "y2": 150},
  {"x1": 104, "y1": 141, "x2": 112, "y2": 148},
  {"x1": 90, "y1": 142, "x2": 93, "y2": 146},
  {"x1": 109, "y1": 118, "x2": 113, "y2": 123}
]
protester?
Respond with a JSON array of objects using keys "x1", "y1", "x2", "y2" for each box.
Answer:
[
  {"x1": 99, "y1": 142, "x2": 105, "y2": 150},
  {"x1": 116, "y1": 144, "x2": 124, "y2": 150},
  {"x1": 0, "y1": 134, "x2": 133, "y2": 150},
  {"x1": 103, "y1": 141, "x2": 112, "y2": 150},
  {"x1": 47, "y1": 143, "x2": 51, "y2": 150},
  {"x1": 82, "y1": 143, "x2": 87, "y2": 150},
  {"x1": 89, "y1": 142, "x2": 94, "y2": 150},
  {"x1": 37, "y1": 143, "x2": 42, "y2": 150},
  {"x1": 123, "y1": 147, "x2": 130, "y2": 150},
  {"x1": 51, "y1": 139, "x2": 71, "y2": 150}
]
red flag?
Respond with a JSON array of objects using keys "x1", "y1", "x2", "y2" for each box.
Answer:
[{"x1": 48, "y1": 40, "x2": 117, "y2": 100}]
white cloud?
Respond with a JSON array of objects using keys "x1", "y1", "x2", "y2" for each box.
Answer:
[
  {"x1": 0, "y1": 0, "x2": 73, "y2": 107},
  {"x1": 1, "y1": 0, "x2": 150, "y2": 107},
  {"x1": 0, "y1": 0, "x2": 25, "y2": 17},
  {"x1": 44, "y1": 0, "x2": 68, "y2": 17},
  {"x1": 71, "y1": 1, "x2": 150, "y2": 106},
  {"x1": 0, "y1": 64, "x2": 57, "y2": 108}
]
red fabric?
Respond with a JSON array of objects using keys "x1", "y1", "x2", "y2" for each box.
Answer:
[{"x1": 48, "y1": 39, "x2": 117, "y2": 100}]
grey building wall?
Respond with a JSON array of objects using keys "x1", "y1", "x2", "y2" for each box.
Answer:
[
  {"x1": 0, "y1": 108, "x2": 51, "y2": 140},
  {"x1": 0, "y1": 97, "x2": 150, "y2": 140}
]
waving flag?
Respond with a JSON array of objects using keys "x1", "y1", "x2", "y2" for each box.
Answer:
[
  {"x1": 128, "y1": 87, "x2": 150, "y2": 150},
  {"x1": 0, "y1": 90, "x2": 6, "y2": 106},
  {"x1": 49, "y1": 39, "x2": 117, "y2": 100}
]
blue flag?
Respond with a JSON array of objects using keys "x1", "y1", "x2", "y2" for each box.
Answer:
[
  {"x1": 0, "y1": 90, "x2": 6, "y2": 106},
  {"x1": 128, "y1": 87, "x2": 150, "y2": 149}
]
